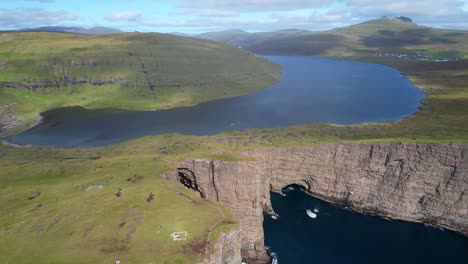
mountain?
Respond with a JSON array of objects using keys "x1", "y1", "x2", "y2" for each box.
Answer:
[
  {"x1": 196, "y1": 29, "x2": 255, "y2": 47},
  {"x1": 19, "y1": 26, "x2": 123, "y2": 35},
  {"x1": 195, "y1": 29, "x2": 310, "y2": 47},
  {"x1": 244, "y1": 17, "x2": 468, "y2": 59},
  {"x1": 170, "y1": 32, "x2": 191, "y2": 37},
  {"x1": 191, "y1": 17, "x2": 467, "y2": 60},
  {"x1": 79, "y1": 26, "x2": 123, "y2": 34}
]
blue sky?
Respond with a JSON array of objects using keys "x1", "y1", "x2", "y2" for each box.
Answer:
[{"x1": 1, "y1": 0, "x2": 468, "y2": 33}]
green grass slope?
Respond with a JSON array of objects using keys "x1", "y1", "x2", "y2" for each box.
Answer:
[
  {"x1": 248, "y1": 17, "x2": 468, "y2": 59},
  {"x1": 0, "y1": 18, "x2": 467, "y2": 264},
  {"x1": 0, "y1": 143, "x2": 236, "y2": 264},
  {"x1": 0, "y1": 31, "x2": 280, "y2": 135},
  {"x1": 196, "y1": 29, "x2": 310, "y2": 48}
]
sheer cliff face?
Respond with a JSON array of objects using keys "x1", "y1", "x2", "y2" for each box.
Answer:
[
  {"x1": 163, "y1": 143, "x2": 467, "y2": 263},
  {"x1": 197, "y1": 226, "x2": 243, "y2": 264}
]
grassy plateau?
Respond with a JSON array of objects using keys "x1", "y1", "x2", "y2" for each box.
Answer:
[
  {"x1": 0, "y1": 142, "x2": 236, "y2": 264},
  {"x1": 0, "y1": 17, "x2": 467, "y2": 263},
  {"x1": 0, "y1": 31, "x2": 279, "y2": 135}
]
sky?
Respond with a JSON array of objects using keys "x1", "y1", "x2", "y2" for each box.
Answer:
[{"x1": 0, "y1": 0, "x2": 468, "y2": 33}]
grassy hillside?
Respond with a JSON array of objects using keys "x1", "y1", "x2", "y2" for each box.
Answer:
[
  {"x1": 19, "y1": 26, "x2": 123, "y2": 35},
  {"x1": 248, "y1": 18, "x2": 468, "y2": 59},
  {"x1": 239, "y1": 18, "x2": 468, "y2": 143},
  {"x1": 0, "y1": 18, "x2": 467, "y2": 263},
  {"x1": 0, "y1": 31, "x2": 280, "y2": 135},
  {"x1": 196, "y1": 29, "x2": 310, "y2": 48},
  {"x1": 0, "y1": 142, "x2": 236, "y2": 264},
  {"x1": 196, "y1": 29, "x2": 256, "y2": 47}
]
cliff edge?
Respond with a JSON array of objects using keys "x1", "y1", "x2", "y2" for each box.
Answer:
[{"x1": 162, "y1": 143, "x2": 467, "y2": 263}]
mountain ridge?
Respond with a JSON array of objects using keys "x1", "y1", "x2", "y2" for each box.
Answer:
[{"x1": 19, "y1": 26, "x2": 123, "y2": 35}]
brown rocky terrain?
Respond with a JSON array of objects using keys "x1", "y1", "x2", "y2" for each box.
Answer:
[
  {"x1": 0, "y1": 104, "x2": 25, "y2": 137},
  {"x1": 197, "y1": 225, "x2": 243, "y2": 264},
  {"x1": 163, "y1": 143, "x2": 467, "y2": 263}
]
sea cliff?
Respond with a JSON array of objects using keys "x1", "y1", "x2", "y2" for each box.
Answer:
[
  {"x1": 162, "y1": 143, "x2": 467, "y2": 263},
  {"x1": 196, "y1": 226, "x2": 243, "y2": 264}
]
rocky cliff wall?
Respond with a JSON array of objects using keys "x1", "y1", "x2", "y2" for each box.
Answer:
[
  {"x1": 0, "y1": 104, "x2": 24, "y2": 137},
  {"x1": 197, "y1": 226, "x2": 243, "y2": 264},
  {"x1": 162, "y1": 143, "x2": 467, "y2": 263}
]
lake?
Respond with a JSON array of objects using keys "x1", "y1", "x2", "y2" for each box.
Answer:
[
  {"x1": 264, "y1": 186, "x2": 468, "y2": 264},
  {"x1": 10, "y1": 56, "x2": 425, "y2": 146},
  {"x1": 7, "y1": 56, "x2": 466, "y2": 263}
]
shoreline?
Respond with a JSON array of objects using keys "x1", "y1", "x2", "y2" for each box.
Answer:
[
  {"x1": 272, "y1": 187, "x2": 468, "y2": 237},
  {"x1": 1, "y1": 139, "x2": 32, "y2": 148},
  {"x1": 0, "y1": 56, "x2": 458, "y2": 151},
  {"x1": 2, "y1": 56, "x2": 429, "y2": 149}
]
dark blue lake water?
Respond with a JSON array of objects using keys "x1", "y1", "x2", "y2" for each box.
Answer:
[
  {"x1": 10, "y1": 56, "x2": 425, "y2": 146},
  {"x1": 264, "y1": 187, "x2": 468, "y2": 264}
]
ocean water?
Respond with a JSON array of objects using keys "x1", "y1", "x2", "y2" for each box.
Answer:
[{"x1": 264, "y1": 186, "x2": 468, "y2": 264}]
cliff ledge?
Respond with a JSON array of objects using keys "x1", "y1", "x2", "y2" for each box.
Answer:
[{"x1": 162, "y1": 143, "x2": 467, "y2": 263}]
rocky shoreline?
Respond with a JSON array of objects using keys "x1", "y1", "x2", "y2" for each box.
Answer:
[{"x1": 163, "y1": 143, "x2": 467, "y2": 263}]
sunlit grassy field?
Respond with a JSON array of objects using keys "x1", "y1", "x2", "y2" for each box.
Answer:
[{"x1": 0, "y1": 143, "x2": 236, "y2": 264}]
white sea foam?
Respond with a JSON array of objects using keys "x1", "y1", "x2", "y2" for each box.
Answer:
[{"x1": 306, "y1": 209, "x2": 317, "y2": 218}]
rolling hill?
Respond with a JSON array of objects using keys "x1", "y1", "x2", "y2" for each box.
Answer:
[
  {"x1": 0, "y1": 31, "x2": 280, "y2": 136},
  {"x1": 193, "y1": 17, "x2": 468, "y2": 60},
  {"x1": 0, "y1": 15, "x2": 467, "y2": 264},
  {"x1": 245, "y1": 17, "x2": 468, "y2": 59},
  {"x1": 19, "y1": 26, "x2": 123, "y2": 35},
  {"x1": 195, "y1": 29, "x2": 310, "y2": 47},
  {"x1": 192, "y1": 17, "x2": 468, "y2": 143}
]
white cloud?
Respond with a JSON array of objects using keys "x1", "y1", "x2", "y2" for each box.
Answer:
[
  {"x1": 139, "y1": 11, "x2": 352, "y2": 32},
  {"x1": 136, "y1": 0, "x2": 468, "y2": 32},
  {"x1": 170, "y1": 9, "x2": 239, "y2": 17},
  {"x1": 181, "y1": 0, "x2": 333, "y2": 12},
  {"x1": 104, "y1": 11, "x2": 142, "y2": 22},
  {"x1": 0, "y1": 8, "x2": 78, "y2": 28},
  {"x1": 345, "y1": 0, "x2": 466, "y2": 17},
  {"x1": 200, "y1": 10, "x2": 239, "y2": 17},
  {"x1": 340, "y1": 0, "x2": 468, "y2": 29},
  {"x1": 8, "y1": 0, "x2": 468, "y2": 32}
]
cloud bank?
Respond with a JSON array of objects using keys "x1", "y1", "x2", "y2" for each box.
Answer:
[
  {"x1": 0, "y1": 8, "x2": 78, "y2": 28},
  {"x1": 1, "y1": 0, "x2": 467, "y2": 32},
  {"x1": 105, "y1": 11, "x2": 142, "y2": 22}
]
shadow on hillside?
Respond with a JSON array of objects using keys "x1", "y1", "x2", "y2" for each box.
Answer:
[{"x1": 361, "y1": 28, "x2": 457, "y2": 48}]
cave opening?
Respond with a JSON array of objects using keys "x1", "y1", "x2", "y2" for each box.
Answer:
[{"x1": 177, "y1": 168, "x2": 205, "y2": 198}]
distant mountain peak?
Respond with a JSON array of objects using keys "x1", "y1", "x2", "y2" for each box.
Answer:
[
  {"x1": 396, "y1": 16, "x2": 413, "y2": 23},
  {"x1": 19, "y1": 26, "x2": 123, "y2": 35},
  {"x1": 376, "y1": 16, "x2": 414, "y2": 23},
  {"x1": 224, "y1": 29, "x2": 247, "y2": 33}
]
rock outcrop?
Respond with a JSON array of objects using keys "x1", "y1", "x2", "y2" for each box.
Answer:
[
  {"x1": 197, "y1": 226, "x2": 243, "y2": 264},
  {"x1": 162, "y1": 143, "x2": 467, "y2": 263},
  {"x1": 0, "y1": 104, "x2": 24, "y2": 137}
]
